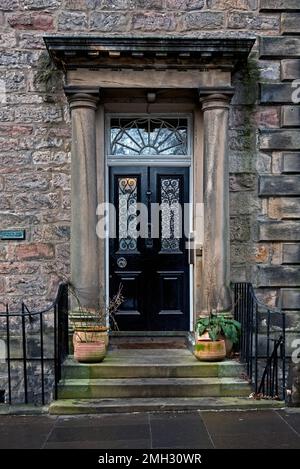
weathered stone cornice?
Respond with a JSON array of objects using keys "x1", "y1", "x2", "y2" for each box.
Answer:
[{"x1": 44, "y1": 35, "x2": 255, "y2": 72}]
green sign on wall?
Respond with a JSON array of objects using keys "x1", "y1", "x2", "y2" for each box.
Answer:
[{"x1": 0, "y1": 230, "x2": 26, "y2": 240}]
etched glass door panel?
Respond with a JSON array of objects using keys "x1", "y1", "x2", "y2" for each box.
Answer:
[
  {"x1": 160, "y1": 177, "x2": 181, "y2": 253},
  {"x1": 118, "y1": 177, "x2": 138, "y2": 252}
]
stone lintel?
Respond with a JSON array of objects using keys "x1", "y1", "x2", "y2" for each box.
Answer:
[{"x1": 67, "y1": 69, "x2": 232, "y2": 90}]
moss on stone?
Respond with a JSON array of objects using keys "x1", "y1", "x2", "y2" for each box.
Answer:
[
  {"x1": 34, "y1": 51, "x2": 64, "y2": 100},
  {"x1": 241, "y1": 55, "x2": 261, "y2": 156}
]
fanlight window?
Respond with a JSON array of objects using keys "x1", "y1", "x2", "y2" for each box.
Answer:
[{"x1": 110, "y1": 117, "x2": 188, "y2": 157}]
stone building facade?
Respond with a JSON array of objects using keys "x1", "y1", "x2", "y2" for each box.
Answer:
[{"x1": 0, "y1": 1, "x2": 299, "y2": 354}]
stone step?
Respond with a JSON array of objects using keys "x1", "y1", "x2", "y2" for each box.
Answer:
[
  {"x1": 49, "y1": 397, "x2": 285, "y2": 415},
  {"x1": 57, "y1": 377, "x2": 251, "y2": 399},
  {"x1": 62, "y1": 357, "x2": 246, "y2": 380},
  {"x1": 109, "y1": 333, "x2": 188, "y2": 349}
]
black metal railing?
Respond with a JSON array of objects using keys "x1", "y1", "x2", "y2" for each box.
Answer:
[
  {"x1": 234, "y1": 282, "x2": 286, "y2": 401},
  {"x1": 0, "y1": 283, "x2": 69, "y2": 405}
]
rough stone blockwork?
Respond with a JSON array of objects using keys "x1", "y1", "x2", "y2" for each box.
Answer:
[
  {"x1": 258, "y1": 0, "x2": 300, "y2": 368},
  {"x1": 0, "y1": 1, "x2": 298, "y2": 347}
]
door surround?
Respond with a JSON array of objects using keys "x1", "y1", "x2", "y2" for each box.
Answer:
[{"x1": 44, "y1": 36, "x2": 255, "y2": 326}]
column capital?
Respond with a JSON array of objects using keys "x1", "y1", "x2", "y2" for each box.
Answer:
[
  {"x1": 64, "y1": 86, "x2": 100, "y2": 110},
  {"x1": 199, "y1": 92, "x2": 232, "y2": 112}
]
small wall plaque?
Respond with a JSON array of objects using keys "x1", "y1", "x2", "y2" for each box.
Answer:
[{"x1": 0, "y1": 230, "x2": 26, "y2": 240}]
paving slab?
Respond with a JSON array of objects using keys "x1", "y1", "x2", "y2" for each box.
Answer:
[
  {"x1": 150, "y1": 412, "x2": 214, "y2": 449},
  {"x1": 201, "y1": 410, "x2": 300, "y2": 449},
  {"x1": 276, "y1": 409, "x2": 300, "y2": 435},
  {"x1": 47, "y1": 423, "x2": 150, "y2": 443},
  {"x1": 201, "y1": 410, "x2": 290, "y2": 435},
  {"x1": 0, "y1": 415, "x2": 55, "y2": 449}
]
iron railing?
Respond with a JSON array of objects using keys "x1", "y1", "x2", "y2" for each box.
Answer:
[
  {"x1": 0, "y1": 283, "x2": 69, "y2": 405},
  {"x1": 234, "y1": 282, "x2": 286, "y2": 401}
]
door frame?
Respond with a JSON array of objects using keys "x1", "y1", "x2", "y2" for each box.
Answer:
[{"x1": 104, "y1": 112, "x2": 195, "y2": 332}]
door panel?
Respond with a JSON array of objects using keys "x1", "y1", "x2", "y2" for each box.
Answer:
[
  {"x1": 110, "y1": 167, "x2": 148, "y2": 330},
  {"x1": 150, "y1": 167, "x2": 189, "y2": 330},
  {"x1": 109, "y1": 166, "x2": 189, "y2": 331},
  {"x1": 158, "y1": 271, "x2": 184, "y2": 314}
]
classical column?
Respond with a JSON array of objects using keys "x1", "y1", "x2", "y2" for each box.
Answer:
[
  {"x1": 200, "y1": 93, "x2": 232, "y2": 313},
  {"x1": 67, "y1": 89, "x2": 100, "y2": 309}
]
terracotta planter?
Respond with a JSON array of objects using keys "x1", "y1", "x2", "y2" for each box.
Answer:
[
  {"x1": 74, "y1": 341, "x2": 106, "y2": 363},
  {"x1": 73, "y1": 326, "x2": 109, "y2": 349},
  {"x1": 194, "y1": 339, "x2": 226, "y2": 362}
]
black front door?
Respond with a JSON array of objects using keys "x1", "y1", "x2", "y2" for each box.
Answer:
[{"x1": 109, "y1": 166, "x2": 190, "y2": 331}]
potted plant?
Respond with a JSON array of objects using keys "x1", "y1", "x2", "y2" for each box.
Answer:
[
  {"x1": 194, "y1": 257, "x2": 241, "y2": 361},
  {"x1": 194, "y1": 313, "x2": 241, "y2": 362},
  {"x1": 69, "y1": 284, "x2": 124, "y2": 363},
  {"x1": 217, "y1": 314, "x2": 241, "y2": 357}
]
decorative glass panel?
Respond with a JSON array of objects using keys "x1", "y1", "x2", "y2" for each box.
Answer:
[
  {"x1": 160, "y1": 177, "x2": 181, "y2": 252},
  {"x1": 118, "y1": 177, "x2": 138, "y2": 252},
  {"x1": 110, "y1": 118, "x2": 188, "y2": 156}
]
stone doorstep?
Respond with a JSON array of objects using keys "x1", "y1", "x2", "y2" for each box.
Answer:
[
  {"x1": 48, "y1": 398, "x2": 285, "y2": 415},
  {"x1": 62, "y1": 358, "x2": 246, "y2": 380},
  {"x1": 57, "y1": 377, "x2": 251, "y2": 399}
]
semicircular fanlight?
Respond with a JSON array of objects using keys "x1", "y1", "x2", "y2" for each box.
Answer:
[{"x1": 110, "y1": 117, "x2": 188, "y2": 156}]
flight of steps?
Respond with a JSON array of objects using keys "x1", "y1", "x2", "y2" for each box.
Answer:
[{"x1": 49, "y1": 348, "x2": 284, "y2": 414}]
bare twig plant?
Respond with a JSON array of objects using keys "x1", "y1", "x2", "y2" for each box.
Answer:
[{"x1": 48, "y1": 271, "x2": 124, "y2": 342}]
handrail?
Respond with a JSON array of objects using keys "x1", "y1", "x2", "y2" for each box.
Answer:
[
  {"x1": 0, "y1": 283, "x2": 69, "y2": 318},
  {"x1": 247, "y1": 288, "x2": 281, "y2": 314},
  {"x1": 233, "y1": 282, "x2": 286, "y2": 401}
]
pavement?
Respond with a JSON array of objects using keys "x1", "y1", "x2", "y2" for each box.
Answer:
[{"x1": 0, "y1": 409, "x2": 300, "y2": 449}]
